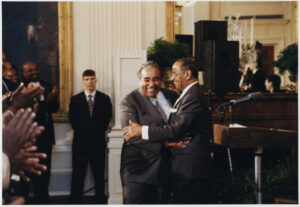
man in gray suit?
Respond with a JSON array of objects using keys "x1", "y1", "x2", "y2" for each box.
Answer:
[
  {"x1": 120, "y1": 61, "x2": 186, "y2": 204},
  {"x1": 124, "y1": 58, "x2": 212, "y2": 204}
]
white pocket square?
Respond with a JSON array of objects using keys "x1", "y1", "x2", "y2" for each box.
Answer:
[{"x1": 170, "y1": 108, "x2": 177, "y2": 113}]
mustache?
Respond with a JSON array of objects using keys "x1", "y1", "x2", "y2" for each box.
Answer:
[{"x1": 146, "y1": 85, "x2": 159, "y2": 90}]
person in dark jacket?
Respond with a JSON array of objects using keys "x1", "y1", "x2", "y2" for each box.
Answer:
[
  {"x1": 245, "y1": 62, "x2": 266, "y2": 92},
  {"x1": 120, "y1": 61, "x2": 181, "y2": 204},
  {"x1": 69, "y1": 69, "x2": 112, "y2": 204},
  {"x1": 21, "y1": 61, "x2": 59, "y2": 204}
]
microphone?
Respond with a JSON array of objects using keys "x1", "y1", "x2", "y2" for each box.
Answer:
[{"x1": 221, "y1": 92, "x2": 262, "y2": 107}]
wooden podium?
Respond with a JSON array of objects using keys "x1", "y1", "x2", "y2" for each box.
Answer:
[
  {"x1": 213, "y1": 124, "x2": 297, "y2": 148},
  {"x1": 213, "y1": 124, "x2": 298, "y2": 204}
]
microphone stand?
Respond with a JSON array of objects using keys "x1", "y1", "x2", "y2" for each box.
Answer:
[
  {"x1": 216, "y1": 101, "x2": 236, "y2": 200},
  {"x1": 207, "y1": 89, "x2": 216, "y2": 161},
  {"x1": 227, "y1": 105, "x2": 236, "y2": 198}
]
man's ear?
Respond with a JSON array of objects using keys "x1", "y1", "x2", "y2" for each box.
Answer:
[{"x1": 186, "y1": 70, "x2": 192, "y2": 80}]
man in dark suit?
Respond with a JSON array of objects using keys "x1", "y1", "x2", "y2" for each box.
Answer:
[
  {"x1": 69, "y1": 69, "x2": 112, "y2": 204},
  {"x1": 2, "y1": 76, "x2": 18, "y2": 94},
  {"x1": 245, "y1": 62, "x2": 266, "y2": 92},
  {"x1": 120, "y1": 61, "x2": 181, "y2": 204},
  {"x1": 21, "y1": 61, "x2": 59, "y2": 204},
  {"x1": 124, "y1": 58, "x2": 212, "y2": 204}
]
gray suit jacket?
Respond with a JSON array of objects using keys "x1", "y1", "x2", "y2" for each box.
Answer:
[
  {"x1": 148, "y1": 83, "x2": 212, "y2": 184},
  {"x1": 120, "y1": 88, "x2": 178, "y2": 186}
]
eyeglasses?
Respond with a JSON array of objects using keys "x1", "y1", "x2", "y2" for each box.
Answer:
[{"x1": 171, "y1": 71, "x2": 185, "y2": 78}]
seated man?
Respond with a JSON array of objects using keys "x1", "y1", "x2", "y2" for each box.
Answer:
[{"x1": 265, "y1": 74, "x2": 283, "y2": 93}]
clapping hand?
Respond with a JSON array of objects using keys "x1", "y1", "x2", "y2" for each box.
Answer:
[
  {"x1": 2, "y1": 92, "x2": 12, "y2": 111},
  {"x1": 11, "y1": 146, "x2": 47, "y2": 182},
  {"x1": 2, "y1": 108, "x2": 37, "y2": 160},
  {"x1": 46, "y1": 86, "x2": 59, "y2": 102},
  {"x1": 8, "y1": 83, "x2": 41, "y2": 114}
]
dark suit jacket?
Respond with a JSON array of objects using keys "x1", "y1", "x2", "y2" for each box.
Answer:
[
  {"x1": 2, "y1": 78, "x2": 18, "y2": 94},
  {"x1": 23, "y1": 79, "x2": 59, "y2": 145},
  {"x1": 120, "y1": 88, "x2": 178, "y2": 186},
  {"x1": 147, "y1": 83, "x2": 212, "y2": 184},
  {"x1": 69, "y1": 91, "x2": 112, "y2": 155},
  {"x1": 246, "y1": 69, "x2": 266, "y2": 92}
]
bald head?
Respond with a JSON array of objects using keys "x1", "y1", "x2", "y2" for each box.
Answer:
[{"x1": 22, "y1": 61, "x2": 40, "y2": 82}]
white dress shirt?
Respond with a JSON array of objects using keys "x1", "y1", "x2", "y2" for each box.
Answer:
[
  {"x1": 149, "y1": 91, "x2": 172, "y2": 119},
  {"x1": 31, "y1": 81, "x2": 45, "y2": 101},
  {"x1": 142, "y1": 81, "x2": 198, "y2": 140},
  {"x1": 141, "y1": 91, "x2": 173, "y2": 140},
  {"x1": 84, "y1": 90, "x2": 96, "y2": 103}
]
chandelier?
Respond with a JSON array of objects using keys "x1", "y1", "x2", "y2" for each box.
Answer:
[
  {"x1": 176, "y1": 1, "x2": 195, "y2": 7},
  {"x1": 227, "y1": 14, "x2": 257, "y2": 71}
]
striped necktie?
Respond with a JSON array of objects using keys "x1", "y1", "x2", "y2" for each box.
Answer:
[{"x1": 88, "y1": 94, "x2": 93, "y2": 118}]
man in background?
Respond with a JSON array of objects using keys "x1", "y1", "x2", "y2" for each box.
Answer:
[
  {"x1": 69, "y1": 69, "x2": 112, "y2": 204},
  {"x1": 265, "y1": 74, "x2": 282, "y2": 93},
  {"x1": 244, "y1": 62, "x2": 266, "y2": 92},
  {"x1": 21, "y1": 61, "x2": 59, "y2": 204}
]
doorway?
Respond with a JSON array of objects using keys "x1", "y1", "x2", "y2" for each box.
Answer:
[{"x1": 261, "y1": 45, "x2": 274, "y2": 77}]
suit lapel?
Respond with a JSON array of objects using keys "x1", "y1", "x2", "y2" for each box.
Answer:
[
  {"x1": 93, "y1": 91, "x2": 101, "y2": 117},
  {"x1": 161, "y1": 89, "x2": 175, "y2": 108},
  {"x1": 80, "y1": 92, "x2": 91, "y2": 119},
  {"x1": 169, "y1": 84, "x2": 199, "y2": 120},
  {"x1": 137, "y1": 90, "x2": 164, "y2": 123}
]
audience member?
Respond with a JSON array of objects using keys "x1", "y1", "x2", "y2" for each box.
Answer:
[
  {"x1": 20, "y1": 61, "x2": 59, "y2": 204},
  {"x1": 244, "y1": 62, "x2": 266, "y2": 92},
  {"x1": 2, "y1": 84, "x2": 47, "y2": 204},
  {"x1": 265, "y1": 74, "x2": 282, "y2": 93},
  {"x1": 2, "y1": 67, "x2": 19, "y2": 94},
  {"x1": 3, "y1": 67, "x2": 19, "y2": 83},
  {"x1": 2, "y1": 51, "x2": 20, "y2": 93}
]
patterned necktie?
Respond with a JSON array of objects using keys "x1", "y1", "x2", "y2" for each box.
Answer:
[
  {"x1": 88, "y1": 94, "x2": 93, "y2": 118},
  {"x1": 156, "y1": 100, "x2": 168, "y2": 123}
]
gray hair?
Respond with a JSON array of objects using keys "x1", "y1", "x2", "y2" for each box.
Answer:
[{"x1": 137, "y1": 61, "x2": 160, "y2": 79}]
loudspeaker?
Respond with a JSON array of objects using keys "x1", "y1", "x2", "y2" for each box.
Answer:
[
  {"x1": 175, "y1": 34, "x2": 193, "y2": 56},
  {"x1": 194, "y1": 21, "x2": 227, "y2": 69},
  {"x1": 203, "y1": 40, "x2": 240, "y2": 94}
]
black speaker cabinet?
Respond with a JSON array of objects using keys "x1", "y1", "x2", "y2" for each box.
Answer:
[
  {"x1": 194, "y1": 20, "x2": 227, "y2": 69},
  {"x1": 203, "y1": 40, "x2": 240, "y2": 94},
  {"x1": 175, "y1": 34, "x2": 193, "y2": 56}
]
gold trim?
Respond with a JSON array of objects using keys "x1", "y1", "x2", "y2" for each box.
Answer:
[
  {"x1": 165, "y1": 2, "x2": 175, "y2": 42},
  {"x1": 52, "y1": 2, "x2": 73, "y2": 122}
]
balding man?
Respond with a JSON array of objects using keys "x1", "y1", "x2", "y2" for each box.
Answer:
[
  {"x1": 21, "y1": 61, "x2": 59, "y2": 204},
  {"x1": 120, "y1": 61, "x2": 180, "y2": 204},
  {"x1": 124, "y1": 58, "x2": 212, "y2": 204}
]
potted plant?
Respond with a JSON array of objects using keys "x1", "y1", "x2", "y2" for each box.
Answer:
[
  {"x1": 147, "y1": 37, "x2": 191, "y2": 89},
  {"x1": 273, "y1": 43, "x2": 298, "y2": 82}
]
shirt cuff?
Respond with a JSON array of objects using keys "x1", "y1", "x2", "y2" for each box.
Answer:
[
  {"x1": 142, "y1": 125, "x2": 149, "y2": 140},
  {"x1": 2, "y1": 153, "x2": 11, "y2": 190}
]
